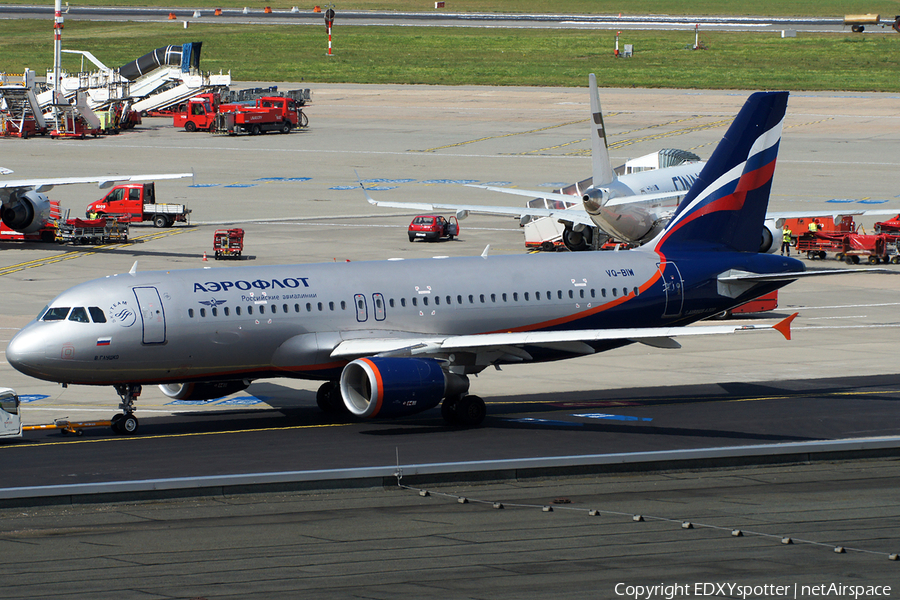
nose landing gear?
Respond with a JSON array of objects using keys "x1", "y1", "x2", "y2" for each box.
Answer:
[{"x1": 112, "y1": 384, "x2": 142, "y2": 435}]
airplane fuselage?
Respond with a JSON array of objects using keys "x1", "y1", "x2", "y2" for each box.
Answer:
[{"x1": 7, "y1": 248, "x2": 801, "y2": 387}]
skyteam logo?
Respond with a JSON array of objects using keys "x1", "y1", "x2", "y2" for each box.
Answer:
[
  {"x1": 108, "y1": 300, "x2": 137, "y2": 327},
  {"x1": 114, "y1": 308, "x2": 137, "y2": 327}
]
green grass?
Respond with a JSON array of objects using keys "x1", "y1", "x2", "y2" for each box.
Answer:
[
  {"x1": 6, "y1": 0, "x2": 900, "y2": 16},
  {"x1": 2, "y1": 20, "x2": 898, "y2": 92}
]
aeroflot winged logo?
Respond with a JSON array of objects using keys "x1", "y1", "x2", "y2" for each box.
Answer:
[{"x1": 198, "y1": 298, "x2": 227, "y2": 307}]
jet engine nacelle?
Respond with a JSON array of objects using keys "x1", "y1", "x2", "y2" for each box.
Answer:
[
  {"x1": 0, "y1": 190, "x2": 53, "y2": 234},
  {"x1": 581, "y1": 188, "x2": 607, "y2": 216},
  {"x1": 159, "y1": 381, "x2": 250, "y2": 401},
  {"x1": 340, "y1": 357, "x2": 467, "y2": 419},
  {"x1": 760, "y1": 219, "x2": 780, "y2": 254}
]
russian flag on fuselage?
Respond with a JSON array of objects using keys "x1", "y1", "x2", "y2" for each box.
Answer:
[{"x1": 653, "y1": 91, "x2": 789, "y2": 255}]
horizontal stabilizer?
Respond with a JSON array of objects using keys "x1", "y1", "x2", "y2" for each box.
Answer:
[{"x1": 719, "y1": 268, "x2": 900, "y2": 283}]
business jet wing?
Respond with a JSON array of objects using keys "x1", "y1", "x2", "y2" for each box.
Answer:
[
  {"x1": 365, "y1": 193, "x2": 596, "y2": 227},
  {"x1": 465, "y1": 184, "x2": 685, "y2": 208},
  {"x1": 330, "y1": 314, "x2": 797, "y2": 362},
  {"x1": 0, "y1": 172, "x2": 193, "y2": 202}
]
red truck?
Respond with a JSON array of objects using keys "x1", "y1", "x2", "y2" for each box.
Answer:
[
  {"x1": 173, "y1": 93, "x2": 220, "y2": 132},
  {"x1": 174, "y1": 94, "x2": 307, "y2": 135},
  {"x1": 215, "y1": 96, "x2": 307, "y2": 135},
  {"x1": 85, "y1": 183, "x2": 191, "y2": 228}
]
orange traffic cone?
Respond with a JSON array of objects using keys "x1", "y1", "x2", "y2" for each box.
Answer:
[{"x1": 202, "y1": 251, "x2": 208, "y2": 261}]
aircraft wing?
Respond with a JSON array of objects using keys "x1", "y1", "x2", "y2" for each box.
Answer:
[
  {"x1": 768, "y1": 209, "x2": 899, "y2": 226},
  {"x1": 0, "y1": 172, "x2": 193, "y2": 202},
  {"x1": 330, "y1": 314, "x2": 796, "y2": 362},
  {"x1": 364, "y1": 186, "x2": 596, "y2": 226},
  {"x1": 466, "y1": 183, "x2": 686, "y2": 209}
]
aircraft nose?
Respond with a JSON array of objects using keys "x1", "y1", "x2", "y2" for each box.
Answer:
[{"x1": 5, "y1": 327, "x2": 45, "y2": 377}]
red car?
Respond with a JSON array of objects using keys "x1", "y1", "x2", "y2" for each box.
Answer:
[{"x1": 408, "y1": 215, "x2": 459, "y2": 242}]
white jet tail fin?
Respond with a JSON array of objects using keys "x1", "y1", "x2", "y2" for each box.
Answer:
[{"x1": 589, "y1": 73, "x2": 615, "y2": 188}]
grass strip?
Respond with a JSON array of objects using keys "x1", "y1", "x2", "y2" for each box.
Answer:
[{"x1": 1, "y1": 20, "x2": 897, "y2": 92}]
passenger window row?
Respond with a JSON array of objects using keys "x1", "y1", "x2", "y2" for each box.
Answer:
[
  {"x1": 186, "y1": 287, "x2": 641, "y2": 319},
  {"x1": 386, "y1": 287, "x2": 639, "y2": 308}
]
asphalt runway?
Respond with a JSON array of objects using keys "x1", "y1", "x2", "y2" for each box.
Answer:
[{"x1": 0, "y1": 84, "x2": 899, "y2": 596}]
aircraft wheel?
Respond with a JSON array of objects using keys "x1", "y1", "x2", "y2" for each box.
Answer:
[
  {"x1": 455, "y1": 395, "x2": 486, "y2": 428},
  {"x1": 316, "y1": 381, "x2": 345, "y2": 414},
  {"x1": 441, "y1": 395, "x2": 461, "y2": 425},
  {"x1": 111, "y1": 413, "x2": 124, "y2": 434},
  {"x1": 121, "y1": 414, "x2": 139, "y2": 435}
]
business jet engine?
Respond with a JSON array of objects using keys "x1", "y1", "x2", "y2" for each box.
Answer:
[
  {"x1": 340, "y1": 357, "x2": 470, "y2": 419},
  {"x1": 159, "y1": 381, "x2": 250, "y2": 401},
  {"x1": 0, "y1": 189, "x2": 53, "y2": 234},
  {"x1": 760, "y1": 219, "x2": 780, "y2": 254}
]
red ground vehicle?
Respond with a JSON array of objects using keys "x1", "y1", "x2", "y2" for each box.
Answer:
[
  {"x1": 215, "y1": 97, "x2": 307, "y2": 135},
  {"x1": 841, "y1": 233, "x2": 900, "y2": 264},
  {"x1": 788, "y1": 216, "x2": 856, "y2": 260},
  {"x1": 173, "y1": 93, "x2": 221, "y2": 132},
  {"x1": 874, "y1": 214, "x2": 900, "y2": 234},
  {"x1": 213, "y1": 228, "x2": 244, "y2": 259},
  {"x1": 408, "y1": 215, "x2": 459, "y2": 242},
  {"x1": 86, "y1": 183, "x2": 191, "y2": 228}
]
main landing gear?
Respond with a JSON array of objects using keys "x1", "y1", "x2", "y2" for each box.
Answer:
[
  {"x1": 112, "y1": 384, "x2": 141, "y2": 435},
  {"x1": 441, "y1": 394, "x2": 486, "y2": 427},
  {"x1": 316, "y1": 381, "x2": 347, "y2": 415}
]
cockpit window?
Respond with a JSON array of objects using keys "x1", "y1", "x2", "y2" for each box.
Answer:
[
  {"x1": 88, "y1": 307, "x2": 107, "y2": 323},
  {"x1": 42, "y1": 307, "x2": 71, "y2": 321},
  {"x1": 68, "y1": 307, "x2": 89, "y2": 323}
]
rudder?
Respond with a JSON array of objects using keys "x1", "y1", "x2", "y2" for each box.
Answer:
[{"x1": 652, "y1": 91, "x2": 789, "y2": 255}]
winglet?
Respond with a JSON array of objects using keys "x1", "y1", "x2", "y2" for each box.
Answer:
[
  {"x1": 481, "y1": 244, "x2": 491, "y2": 258},
  {"x1": 129, "y1": 261, "x2": 138, "y2": 275},
  {"x1": 356, "y1": 171, "x2": 377, "y2": 205},
  {"x1": 772, "y1": 312, "x2": 798, "y2": 341}
]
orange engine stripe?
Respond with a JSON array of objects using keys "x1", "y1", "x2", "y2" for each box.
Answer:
[{"x1": 359, "y1": 357, "x2": 384, "y2": 417}]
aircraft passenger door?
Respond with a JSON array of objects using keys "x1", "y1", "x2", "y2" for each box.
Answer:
[
  {"x1": 132, "y1": 286, "x2": 167, "y2": 344},
  {"x1": 658, "y1": 262, "x2": 684, "y2": 318},
  {"x1": 354, "y1": 294, "x2": 368, "y2": 322},
  {"x1": 372, "y1": 293, "x2": 386, "y2": 321}
]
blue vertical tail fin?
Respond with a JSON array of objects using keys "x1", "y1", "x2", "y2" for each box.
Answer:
[{"x1": 651, "y1": 91, "x2": 789, "y2": 255}]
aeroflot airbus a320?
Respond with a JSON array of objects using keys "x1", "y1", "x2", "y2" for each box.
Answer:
[{"x1": 9, "y1": 92, "x2": 810, "y2": 434}]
